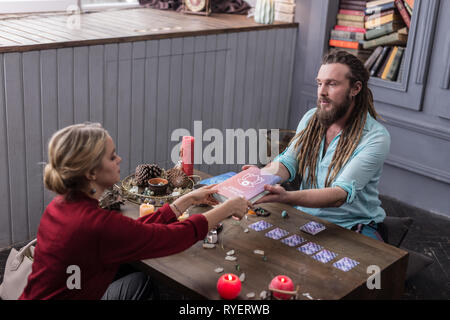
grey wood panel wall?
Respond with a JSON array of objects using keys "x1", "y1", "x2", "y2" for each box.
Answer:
[{"x1": 0, "y1": 27, "x2": 297, "y2": 247}]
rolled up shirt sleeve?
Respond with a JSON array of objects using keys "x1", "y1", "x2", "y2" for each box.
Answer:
[
  {"x1": 331, "y1": 130, "x2": 390, "y2": 204},
  {"x1": 273, "y1": 108, "x2": 317, "y2": 182}
]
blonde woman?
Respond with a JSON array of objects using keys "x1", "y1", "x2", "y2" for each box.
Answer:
[{"x1": 20, "y1": 123, "x2": 249, "y2": 300}]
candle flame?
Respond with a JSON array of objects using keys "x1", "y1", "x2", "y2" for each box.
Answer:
[
  {"x1": 227, "y1": 275, "x2": 233, "y2": 281},
  {"x1": 281, "y1": 277, "x2": 286, "y2": 283}
]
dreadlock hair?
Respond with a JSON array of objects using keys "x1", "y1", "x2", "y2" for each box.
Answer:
[{"x1": 290, "y1": 50, "x2": 379, "y2": 188}]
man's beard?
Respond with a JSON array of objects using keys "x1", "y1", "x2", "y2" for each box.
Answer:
[{"x1": 316, "y1": 91, "x2": 352, "y2": 127}]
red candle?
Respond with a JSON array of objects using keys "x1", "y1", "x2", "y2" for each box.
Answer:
[
  {"x1": 181, "y1": 136, "x2": 194, "y2": 176},
  {"x1": 270, "y1": 275, "x2": 294, "y2": 300},
  {"x1": 217, "y1": 273, "x2": 241, "y2": 300}
]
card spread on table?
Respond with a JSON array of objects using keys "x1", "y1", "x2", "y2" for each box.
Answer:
[
  {"x1": 312, "y1": 249, "x2": 338, "y2": 263},
  {"x1": 300, "y1": 221, "x2": 326, "y2": 235},
  {"x1": 248, "y1": 220, "x2": 273, "y2": 231},
  {"x1": 281, "y1": 234, "x2": 307, "y2": 247},
  {"x1": 265, "y1": 227, "x2": 289, "y2": 240},
  {"x1": 333, "y1": 257, "x2": 360, "y2": 272},
  {"x1": 297, "y1": 242, "x2": 323, "y2": 255}
]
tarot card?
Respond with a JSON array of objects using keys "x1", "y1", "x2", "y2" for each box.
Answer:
[
  {"x1": 281, "y1": 234, "x2": 307, "y2": 247},
  {"x1": 265, "y1": 227, "x2": 289, "y2": 240},
  {"x1": 333, "y1": 257, "x2": 360, "y2": 272},
  {"x1": 300, "y1": 221, "x2": 326, "y2": 235},
  {"x1": 312, "y1": 249, "x2": 338, "y2": 263},
  {"x1": 247, "y1": 220, "x2": 273, "y2": 231},
  {"x1": 297, "y1": 242, "x2": 323, "y2": 255}
]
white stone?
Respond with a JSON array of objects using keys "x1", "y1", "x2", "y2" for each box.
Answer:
[
  {"x1": 214, "y1": 267, "x2": 224, "y2": 273},
  {"x1": 260, "y1": 290, "x2": 267, "y2": 299},
  {"x1": 244, "y1": 228, "x2": 249, "y2": 233},
  {"x1": 202, "y1": 243, "x2": 216, "y2": 249},
  {"x1": 246, "y1": 292, "x2": 255, "y2": 299},
  {"x1": 225, "y1": 256, "x2": 237, "y2": 261},
  {"x1": 226, "y1": 250, "x2": 235, "y2": 256},
  {"x1": 302, "y1": 293, "x2": 313, "y2": 300},
  {"x1": 253, "y1": 249, "x2": 264, "y2": 255},
  {"x1": 239, "y1": 273, "x2": 246, "y2": 282}
]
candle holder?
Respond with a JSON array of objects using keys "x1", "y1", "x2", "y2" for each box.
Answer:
[
  {"x1": 267, "y1": 285, "x2": 300, "y2": 300},
  {"x1": 183, "y1": 0, "x2": 212, "y2": 16}
]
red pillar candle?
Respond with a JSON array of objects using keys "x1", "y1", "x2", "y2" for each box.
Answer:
[
  {"x1": 217, "y1": 273, "x2": 241, "y2": 300},
  {"x1": 181, "y1": 136, "x2": 194, "y2": 176},
  {"x1": 270, "y1": 275, "x2": 294, "y2": 300}
]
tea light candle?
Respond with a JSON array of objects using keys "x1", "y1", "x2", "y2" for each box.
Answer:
[
  {"x1": 217, "y1": 273, "x2": 241, "y2": 300},
  {"x1": 139, "y1": 203, "x2": 155, "y2": 217},
  {"x1": 270, "y1": 275, "x2": 294, "y2": 300},
  {"x1": 181, "y1": 136, "x2": 194, "y2": 176}
]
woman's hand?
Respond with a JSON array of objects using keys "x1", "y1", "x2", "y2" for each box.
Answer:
[
  {"x1": 186, "y1": 184, "x2": 220, "y2": 206},
  {"x1": 220, "y1": 196, "x2": 252, "y2": 220},
  {"x1": 254, "y1": 184, "x2": 290, "y2": 205}
]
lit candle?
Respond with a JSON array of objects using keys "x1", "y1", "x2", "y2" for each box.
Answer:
[
  {"x1": 217, "y1": 273, "x2": 241, "y2": 300},
  {"x1": 181, "y1": 136, "x2": 194, "y2": 176},
  {"x1": 270, "y1": 275, "x2": 294, "y2": 300},
  {"x1": 139, "y1": 203, "x2": 155, "y2": 217}
]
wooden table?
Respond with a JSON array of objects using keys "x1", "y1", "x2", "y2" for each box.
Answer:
[{"x1": 120, "y1": 172, "x2": 409, "y2": 300}]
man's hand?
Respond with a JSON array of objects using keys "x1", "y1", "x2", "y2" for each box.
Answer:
[{"x1": 254, "y1": 184, "x2": 290, "y2": 205}]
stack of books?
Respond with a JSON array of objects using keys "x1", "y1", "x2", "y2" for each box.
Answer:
[
  {"x1": 329, "y1": 0, "x2": 373, "y2": 63},
  {"x1": 362, "y1": 0, "x2": 414, "y2": 81},
  {"x1": 329, "y1": 0, "x2": 414, "y2": 81},
  {"x1": 274, "y1": 0, "x2": 296, "y2": 23}
]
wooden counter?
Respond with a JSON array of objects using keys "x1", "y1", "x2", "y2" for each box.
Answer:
[{"x1": 0, "y1": 7, "x2": 297, "y2": 53}]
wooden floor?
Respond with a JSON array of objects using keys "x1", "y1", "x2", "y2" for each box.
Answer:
[{"x1": 0, "y1": 8, "x2": 296, "y2": 53}]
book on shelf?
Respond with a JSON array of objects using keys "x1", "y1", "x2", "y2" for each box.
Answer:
[
  {"x1": 404, "y1": 0, "x2": 414, "y2": 9},
  {"x1": 381, "y1": 46, "x2": 398, "y2": 79},
  {"x1": 365, "y1": 2, "x2": 396, "y2": 15},
  {"x1": 334, "y1": 25, "x2": 366, "y2": 34},
  {"x1": 331, "y1": 29, "x2": 365, "y2": 41},
  {"x1": 376, "y1": 46, "x2": 394, "y2": 77},
  {"x1": 363, "y1": 31, "x2": 407, "y2": 49},
  {"x1": 337, "y1": 19, "x2": 365, "y2": 28},
  {"x1": 337, "y1": 13, "x2": 365, "y2": 22},
  {"x1": 365, "y1": 12, "x2": 402, "y2": 29},
  {"x1": 212, "y1": 166, "x2": 282, "y2": 204},
  {"x1": 329, "y1": 38, "x2": 361, "y2": 50},
  {"x1": 366, "y1": 0, "x2": 395, "y2": 8},
  {"x1": 365, "y1": 9, "x2": 395, "y2": 22},
  {"x1": 386, "y1": 46, "x2": 405, "y2": 81},
  {"x1": 339, "y1": 9, "x2": 366, "y2": 16},
  {"x1": 364, "y1": 46, "x2": 384, "y2": 70},
  {"x1": 274, "y1": 2, "x2": 295, "y2": 14},
  {"x1": 396, "y1": 48, "x2": 406, "y2": 81},
  {"x1": 341, "y1": 0, "x2": 369, "y2": 5},
  {"x1": 403, "y1": 0, "x2": 413, "y2": 15},
  {"x1": 394, "y1": 0, "x2": 411, "y2": 28},
  {"x1": 365, "y1": 21, "x2": 405, "y2": 40},
  {"x1": 370, "y1": 46, "x2": 391, "y2": 76}
]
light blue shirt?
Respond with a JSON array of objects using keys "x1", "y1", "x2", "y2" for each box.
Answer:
[{"x1": 274, "y1": 108, "x2": 390, "y2": 229}]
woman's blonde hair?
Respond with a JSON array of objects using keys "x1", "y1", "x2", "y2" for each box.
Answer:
[{"x1": 44, "y1": 122, "x2": 108, "y2": 196}]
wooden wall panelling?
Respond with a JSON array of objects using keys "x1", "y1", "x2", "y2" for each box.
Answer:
[
  {"x1": 22, "y1": 51, "x2": 44, "y2": 238},
  {"x1": 0, "y1": 54, "x2": 12, "y2": 246},
  {"x1": 4, "y1": 52, "x2": 28, "y2": 243}
]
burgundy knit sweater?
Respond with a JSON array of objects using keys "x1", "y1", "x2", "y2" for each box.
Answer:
[{"x1": 20, "y1": 192, "x2": 208, "y2": 300}]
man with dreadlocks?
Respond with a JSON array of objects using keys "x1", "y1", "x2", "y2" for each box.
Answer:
[{"x1": 247, "y1": 50, "x2": 390, "y2": 241}]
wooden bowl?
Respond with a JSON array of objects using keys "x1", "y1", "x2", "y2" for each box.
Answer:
[{"x1": 148, "y1": 178, "x2": 169, "y2": 196}]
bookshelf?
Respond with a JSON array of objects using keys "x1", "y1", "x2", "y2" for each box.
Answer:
[
  {"x1": 329, "y1": 0, "x2": 414, "y2": 83},
  {"x1": 326, "y1": 0, "x2": 438, "y2": 111}
]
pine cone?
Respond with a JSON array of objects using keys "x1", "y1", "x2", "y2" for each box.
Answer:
[
  {"x1": 167, "y1": 168, "x2": 191, "y2": 189},
  {"x1": 148, "y1": 164, "x2": 162, "y2": 179},
  {"x1": 135, "y1": 164, "x2": 151, "y2": 186}
]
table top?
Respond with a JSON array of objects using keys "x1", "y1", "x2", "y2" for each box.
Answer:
[
  {"x1": 0, "y1": 7, "x2": 297, "y2": 53},
  {"x1": 120, "y1": 172, "x2": 409, "y2": 300}
]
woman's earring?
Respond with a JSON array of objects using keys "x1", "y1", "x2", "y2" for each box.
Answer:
[{"x1": 90, "y1": 188, "x2": 96, "y2": 195}]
